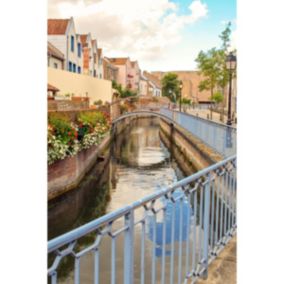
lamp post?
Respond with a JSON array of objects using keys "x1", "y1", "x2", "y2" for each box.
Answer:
[
  {"x1": 226, "y1": 52, "x2": 237, "y2": 125},
  {"x1": 179, "y1": 81, "x2": 183, "y2": 112}
]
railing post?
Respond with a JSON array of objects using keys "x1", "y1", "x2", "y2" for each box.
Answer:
[
  {"x1": 124, "y1": 209, "x2": 134, "y2": 284},
  {"x1": 202, "y1": 172, "x2": 211, "y2": 279}
]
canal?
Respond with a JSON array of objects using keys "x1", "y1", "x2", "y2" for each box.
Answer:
[{"x1": 48, "y1": 117, "x2": 198, "y2": 283}]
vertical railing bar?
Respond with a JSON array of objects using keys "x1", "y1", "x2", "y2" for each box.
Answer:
[
  {"x1": 185, "y1": 192, "x2": 191, "y2": 278},
  {"x1": 210, "y1": 178, "x2": 215, "y2": 254},
  {"x1": 151, "y1": 213, "x2": 157, "y2": 284},
  {"x1": 228, "y1": 172, "x2": 232, "y2": 235},
  {"x1": 111, "y1": 237, "x2": 116, "y2": 284},
  {"x1": 223, "y1": 171, "x2": 229, "y2": 243},
  {"x1": 124, "y1": 210, "x2": 134, "y2": 284},
  {"x1": 202, "y1": 172, "x2": 211, "y2": 279},
  {"x1": 219, "y1": 172, "x2": 225, "y2": 244},
  {"x1": 178, "y1": 196, "x2": 184, "y2": 284},
  {"x1": 51, "y1": 272, "x2": 57, "y2": 284},
  {"x1": 94, "y1": 248, "x2": 100, "y2": 284},
  {"x1": 198, "y1": 183, "x2": 204, "y2": 267},
  {"x1": 214, "y1": 174, "x2": 220, "y2": 252},
  {"x1": 170, "y1": 201, "x2": 176, "y2": 284},
  {"x1": 74, "y1": 257, "x2": 80, "y2": 284},
  {"x1": 141, "y1": 220, "x2": 145, "y2": 284},
  {"x1": 161, "y1": 208, "x2": 167, "y2": 284},
  {"x1": 191, "y1": 190, "x2": 197, "y2": 276},
  {"x1": 233, "y1": 168, "x2": 237, "y2": 228}
]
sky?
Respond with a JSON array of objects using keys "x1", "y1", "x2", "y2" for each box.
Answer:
[{"x1": 48, "y1": 0, "x2": 236, "y2": 72}]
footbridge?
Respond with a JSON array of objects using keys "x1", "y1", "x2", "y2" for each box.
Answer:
[{"x1": 48, "y1": 107, "x2": 237, "y2": 284}]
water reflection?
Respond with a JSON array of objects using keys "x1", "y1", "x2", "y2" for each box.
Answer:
[
  {"x1": 48, "y1": 117, "x2": 196, "y2": 283},
  {"x1": 148, "y1": 189, "x2": 192, "y2": 257}
]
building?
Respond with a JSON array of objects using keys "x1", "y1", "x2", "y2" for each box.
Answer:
[
  {"x1": 47, "y1": 42, "x2": 65, "y2": 70},
  {"x1": 151, "y1": 71, "x2": 212, "y2": 105},
  {"x1": 143, "y1": 71, "x2": 162, "y2": 97},
  {"x1": 96, "y1": 48, "x2": 104, "y2": 79},
  {"x1": 108, "y1": 57, "x2": 133, "y2": 89},
  {"x1": 139, "y1": 74, "x2": 148, "y2": 96},
  {"x1": 80, "y1": 33, "x2": 95, "y2": 76},
  {"x1": 48, "y1": 17, "x2": 83, "y2": 74},
  {"x1": 91, "y1": 39, "x2": 98, "y2": 77},
  {"x1": 130, "y1": 61, "x2": 141, "y2": 92},
  {"x1": 102, "y1": 57, "x2": 118, "y2": 82}
]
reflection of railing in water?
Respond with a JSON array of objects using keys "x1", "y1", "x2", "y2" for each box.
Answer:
[{"x1": 48, "y1": 155, "x2": 236, "y2": 283}]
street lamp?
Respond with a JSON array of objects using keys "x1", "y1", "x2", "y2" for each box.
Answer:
[
  {"x1": 179, "y1": 81, "x2": 183, "y2": 112},
  {"x1": 226, "y1": 52, "x2": 237, "y2": 125}
]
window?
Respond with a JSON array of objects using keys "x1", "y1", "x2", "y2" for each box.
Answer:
[
  {"x1": 73, "y1": 63, "x2": 76, "y2": 73},
  {"x1": 77, "y1": 43, "x2": 81, "y2": 57},
  {"x1": 69, "y1": 61, "x2": 72, "y2": 71},
  {"x1": 93, "y1": 70, "x2": 96, "y2": 77},
  {"x1": 53, "y1": 62, "x2": 58, "y2": 69},
  {"x1": 71, "y1": 36, "x2": 74, "y2": 52},
  {"x1": 78, "y1": 66, "x2": 81, "y2": 74}
]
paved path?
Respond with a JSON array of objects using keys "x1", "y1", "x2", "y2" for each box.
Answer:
[
  {"x1": 196, "y1": 236, "x2": 237, "y2": 284},
  {"x1": 185, "y1": 109, "x2": 237, "y2": 127}
]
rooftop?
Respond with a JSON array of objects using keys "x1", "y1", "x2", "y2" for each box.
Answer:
[
  {"x1": 47, "y1": 42, "x2": 64, "y2": 61},
  {"x1": 48, "y1": 19, "x2": 69, "y2": 35},
  {"x1": 108, "y1": 57, "x2": 129, "y2": 65}
]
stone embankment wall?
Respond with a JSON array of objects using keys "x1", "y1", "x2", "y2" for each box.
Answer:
[{"x1": 159, "y1": 118, "x2": 223, "y2": 172}]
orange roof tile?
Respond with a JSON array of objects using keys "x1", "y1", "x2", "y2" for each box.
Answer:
[
  {"x1": 80, "y1": 34, "x2": 88, "y2": 46},
  {"x1": 109, "y1": 57, "x2": 129, "y2": 65},
  {"x1": 48, "y1": 83, "x2": 59, "y2": 92},
  {"x1": 48, "y1": 19, "x2": 69, "y2": 35}
]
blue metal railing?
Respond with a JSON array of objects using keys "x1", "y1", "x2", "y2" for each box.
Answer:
[
  {"x1": 160, "y1": 108, "x2": 236, "y2": 158},
  {"x1": 48, "y1": 155, "x2": 236, "y2": 283}
]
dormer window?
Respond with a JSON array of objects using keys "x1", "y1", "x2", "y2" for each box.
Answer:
[{"x1": 71, "y1": 36, "x2": 74, "y2": 52}]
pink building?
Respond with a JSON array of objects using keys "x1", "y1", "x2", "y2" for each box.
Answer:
[{"x1": 108, "y1": 57, "x2": 140, "y2": 92}]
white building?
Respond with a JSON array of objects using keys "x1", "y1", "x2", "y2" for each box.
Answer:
[
  {"x1": 47, "y1": 42, "x2": 65, "y2": 70},
  {"x1": 80, "y1": 33, "x2": 95, "y2": 76},
  {"x1": 48, "y1": 17, "x2": 83, "y2": 74},
  {"x1": 139, "y1": 75, "x2": 148, "y2": 96}
]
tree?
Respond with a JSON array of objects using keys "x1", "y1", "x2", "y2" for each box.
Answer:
[
  {"x1": 112, "y1": 80, "x2": 137, "y2": 98},
  {"x1": 211, "y1": 91, "x2": 224, "y2": 106},
  {"x1": 161, "y1": 73, "x2": 180, "y2": 102},
  {"x1": 195, "y1": 22, "x2": 232, "y2": 118}
]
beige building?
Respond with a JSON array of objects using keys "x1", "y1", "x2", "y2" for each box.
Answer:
[
  {"x1": 130, "y1": 61, "x2": 141, "y2": 92},
  {"x1": 48, "y1": 17, "x2": 83, "y2": 74},
  {"x1": 102, "y1": 57, "x2": 119, "y2": 82},
  {"x1": 143, "y1": 71, "x2": 162, "y2": 97},
  {"x1": 152, "y1": 71, "x2": 212, "y2": 104},
  {"x1": 47, "y1": 42, "x2": 65, "y2": 70},
  {"x1": 139, "y1": 75, "x2": 148, "y2": 96},
  {"x1": 48, "y1": 67, "x2": 113, "y2": 105}
]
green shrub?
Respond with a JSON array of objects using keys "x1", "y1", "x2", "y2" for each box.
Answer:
[
  {"x1": 48, "y1": 116, "x2": 77, "y2": 145},
  {"x1": 77, "y1": 111, "x2": 106, "y2": 127}
]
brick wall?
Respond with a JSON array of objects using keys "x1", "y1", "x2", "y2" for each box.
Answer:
[
  {"x1": 48, "y1": 135, "x2": 110, "y2": 200},
  {"x1": 48, "y1": 98, "x2": 89, "y2": 111}
]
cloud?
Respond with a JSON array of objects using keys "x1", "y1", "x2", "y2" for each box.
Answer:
[{"x1": 48, "y1": 0, "x2": 208, "y2": 70}]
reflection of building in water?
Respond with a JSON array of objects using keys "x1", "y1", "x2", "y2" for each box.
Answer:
[{"x1": 148, "y1": 190, "x2": 192, "y2": 257}]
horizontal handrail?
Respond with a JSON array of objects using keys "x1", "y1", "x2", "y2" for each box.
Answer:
[{"x1": 48, "y1": 155, "x2": 235, "y2": 252}]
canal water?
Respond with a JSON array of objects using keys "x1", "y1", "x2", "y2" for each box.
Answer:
[{"x1": 48, "y1": 117, "x2": 198, "y2": 283}]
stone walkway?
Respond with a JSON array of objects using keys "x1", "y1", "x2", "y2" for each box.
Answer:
[
  {"x1": 185, "y1": 109, "x2": 237, "y2": 127},
  {"x1": 196, "y1": 236, "x2": 237, "y2": 284}
]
